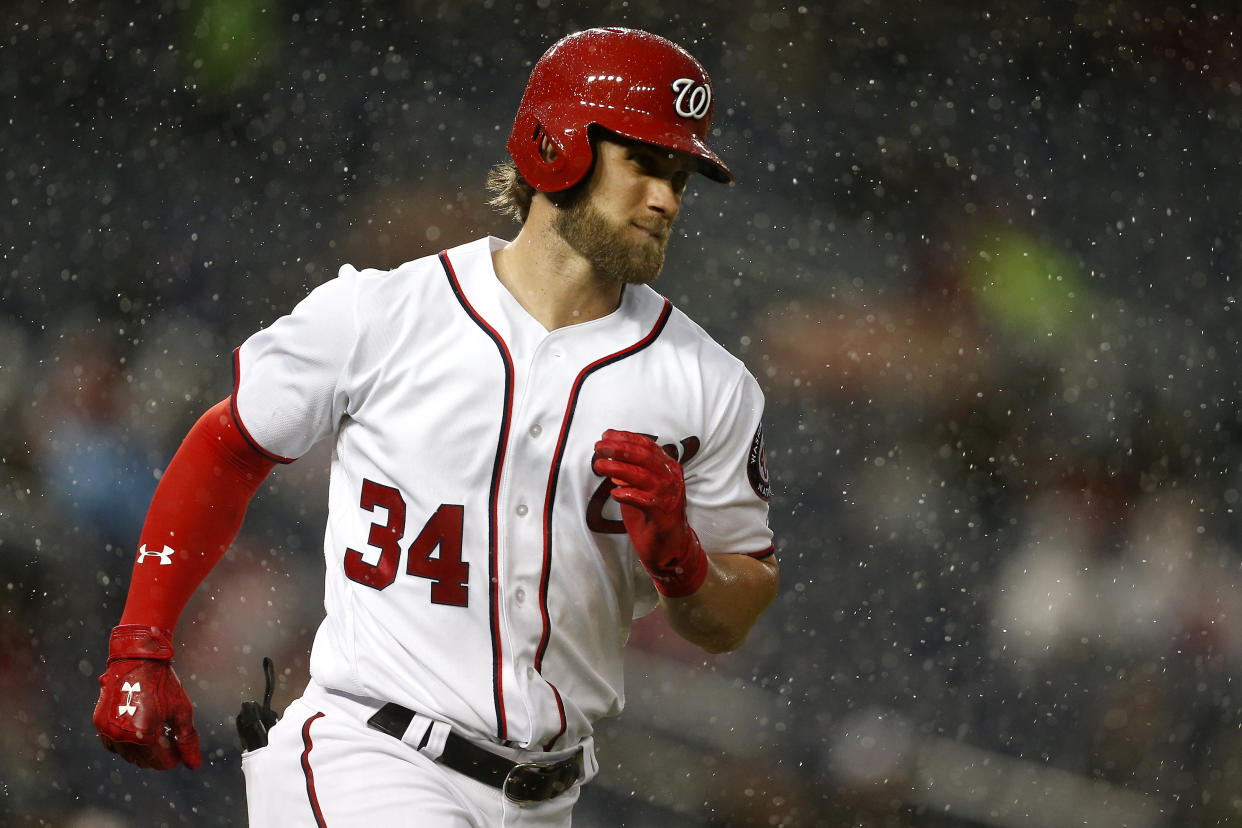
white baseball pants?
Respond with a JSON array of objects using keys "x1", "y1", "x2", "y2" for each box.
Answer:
[{"x1": 242, "y1": 682, "x2": 594, "y2": 827}]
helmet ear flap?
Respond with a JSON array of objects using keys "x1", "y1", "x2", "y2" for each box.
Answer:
[
  {"x1": 508, "y1": 107, "x2": 596, "y2": 193},
  {"x1": 509, "y1": 109, "x2": 566, "y2": 190}
]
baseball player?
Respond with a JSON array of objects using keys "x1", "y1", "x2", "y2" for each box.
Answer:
[{"x1": 93, "y1": 27, "x2": 778, "y2": 826}]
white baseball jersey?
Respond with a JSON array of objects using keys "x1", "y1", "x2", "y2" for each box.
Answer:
[{"x1": 232, "y1": 235, "x2": 773, "y2": 752}]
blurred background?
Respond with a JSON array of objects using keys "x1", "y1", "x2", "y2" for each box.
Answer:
[{"x1": 3, "y1": 0, "x2": 1242, "y2": 825}]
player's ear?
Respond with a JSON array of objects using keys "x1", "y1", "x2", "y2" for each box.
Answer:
[{"x1": 538, "y1": 131, "x2": 559, "y2": 163}]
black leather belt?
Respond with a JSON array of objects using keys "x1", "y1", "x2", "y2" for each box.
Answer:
[{"x1": 366, "y1": 703, "x2": 582, "y2": 804}]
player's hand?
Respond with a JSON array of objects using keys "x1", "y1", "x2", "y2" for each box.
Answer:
[
  {"x1": 592, "y1": 429, "x2": 708, "y2": 597},
  {"x1": 93, "y1": 624, "x2": 202, "y2": 771}
]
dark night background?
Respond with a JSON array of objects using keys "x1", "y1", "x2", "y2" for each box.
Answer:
[{"x1": 4, "y1": 2, "x2": 1242, "y2": 825}]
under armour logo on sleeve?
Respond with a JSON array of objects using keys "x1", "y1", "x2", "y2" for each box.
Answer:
[{"x1": 137, "y1": 544, "x2": 175, "y2": 565}]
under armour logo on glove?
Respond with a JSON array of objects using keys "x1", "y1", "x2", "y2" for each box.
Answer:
[
  {"x1": 93, "y1": 625, "x2": 202, "y2": 771},
  {"x1": 118, "y1": 681, "x2": 141, "y2": 716}
]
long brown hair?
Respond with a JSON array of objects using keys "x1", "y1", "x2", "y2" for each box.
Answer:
[{"x1": 486, "y1": 159, "x2": 536, "y2": 223}]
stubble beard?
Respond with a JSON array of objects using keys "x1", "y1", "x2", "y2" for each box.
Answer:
[{"x1": 553, "y1": 198, "x2": 670, "y2": 286}]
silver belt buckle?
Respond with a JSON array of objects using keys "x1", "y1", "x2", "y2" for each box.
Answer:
[{"x1": 502, "y1": 761, "x2": 561, "y2": 806}]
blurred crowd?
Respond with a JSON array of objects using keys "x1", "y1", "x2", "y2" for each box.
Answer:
[{"x1": 4, "y1": 1, "x2": 1242, "y2": 826}]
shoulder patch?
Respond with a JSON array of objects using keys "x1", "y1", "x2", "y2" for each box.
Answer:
[{"x1": 747, "y1": 425, "x2": 772, "y2": 501}]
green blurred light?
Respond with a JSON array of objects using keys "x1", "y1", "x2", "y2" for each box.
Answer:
[
  {"x1": 185, "y1": 0, "x2": 277, "y2": 92},
  {"x1": 963, "y1": 228, "x2": 1087, "y2": 340}
]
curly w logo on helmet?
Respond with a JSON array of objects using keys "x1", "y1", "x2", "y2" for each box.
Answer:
[{"x1": 671, "y1": 78, "x2": 712, "y2": 120}]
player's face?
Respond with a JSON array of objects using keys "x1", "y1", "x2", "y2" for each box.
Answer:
[{"x1": 553, "y1": 139, "x2": 694, "y2": 285}]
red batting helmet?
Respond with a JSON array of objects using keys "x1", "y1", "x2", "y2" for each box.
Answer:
[{"x1": 506, "y1": 27, "x2": 733, "y2": 193}]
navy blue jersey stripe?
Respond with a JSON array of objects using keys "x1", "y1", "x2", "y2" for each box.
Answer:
[
  {"x1": 439, "y1": 250, "x2": 515, "y2": 742},
  {"x1": 536, "y1": 297, "x2": 675, "y2": 749}
]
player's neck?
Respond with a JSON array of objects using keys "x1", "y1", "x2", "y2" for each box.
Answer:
[{"x1": 492, "y1": 222, "x2": 624, "y2": 332}]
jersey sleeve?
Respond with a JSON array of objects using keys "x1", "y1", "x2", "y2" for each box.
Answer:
[
  {"x1": 684, "y1": 369, "x2": 775, "y2": 558},
  {"x1": 232, "y1": 267, "x2": 360, "y2": 461}
]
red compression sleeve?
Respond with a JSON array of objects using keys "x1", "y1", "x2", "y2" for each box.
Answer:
[{"x1": 118, "y1": 398, "x2": 277, "y2": 635}]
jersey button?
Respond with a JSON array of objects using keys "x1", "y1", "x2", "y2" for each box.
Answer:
[
  {"x1": 515, "y1": 587, "x2": 526, "y2": 604},
  {"x1": 529, "y1": 424, "x2": 542, "y2": 438},
  {"x1": 515, "y1": 503, "x2": 529, "y2": 517}
]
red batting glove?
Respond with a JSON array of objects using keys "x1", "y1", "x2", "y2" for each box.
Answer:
[
  {"x1": 592, "y1": 429, "x2": 709, "y2": 598},
  {"x1": 92, "y1": 625, "x2": 202, "y2": 771}
]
